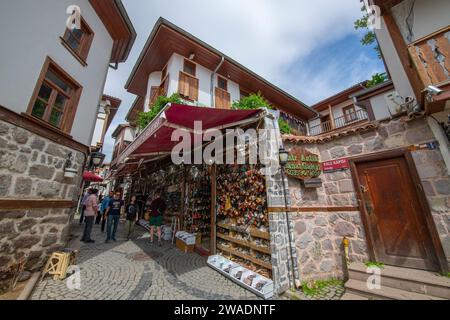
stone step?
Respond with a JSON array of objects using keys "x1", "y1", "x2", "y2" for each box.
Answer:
[
  {"x1": 347, "y1": 262, "x2": 450, "y2": 299},
  {"x1": 345, "y1": 279, "x2": 445, "y2": 300},
  {"x1": 340, "y1": 292, "x2": 368, "y2": 300}
]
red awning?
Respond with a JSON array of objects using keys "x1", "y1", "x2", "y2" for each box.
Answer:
[
  {"x1": 111, "y1": 104, "x2": 263, "y2": 168},
  {"x1": 83, "y1": 171, "x2": 104, "y2": 182}
]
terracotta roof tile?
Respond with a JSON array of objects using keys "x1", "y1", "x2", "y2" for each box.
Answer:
[{"x1": 283, "y1": 121, "x2": 379, "y2": 144}]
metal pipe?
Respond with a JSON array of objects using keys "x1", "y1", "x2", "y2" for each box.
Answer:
[
  {"x1": 210, "y1": 56, "x2": 225, "y2": 107},
  {"x1": 281, "y1": 165, "x2": 299, "y2": 288}
]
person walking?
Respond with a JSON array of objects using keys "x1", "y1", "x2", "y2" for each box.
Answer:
[
  {"x1": 105, "y1": 191, "x2": 124, "y2": 243},
  {"x1": 95, "y1": 194, "x2": 103, "y2": 225},
  {"x1": 124, "y1": 195, "x2": 139, "y2": 240},
  {"x1": 149, "y1": 191, "x2": 166, "y2": 246},
  {"x1": 81, "y1": 188, "x2": 99, "y2": 243},
  {"x1": 100, "y1": 191, "x2": 113, "y2": 232},
  {"x1": 79, "y1": 189, "x2": 91, "y2": 224}
]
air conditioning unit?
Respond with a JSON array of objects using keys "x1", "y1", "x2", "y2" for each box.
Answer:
[
  {"x1": 385, "y1": 91, "x2": 406, "y2": 115},
  {"x1": 384, "y1": 91, "x2": 415, "y2": 116}
]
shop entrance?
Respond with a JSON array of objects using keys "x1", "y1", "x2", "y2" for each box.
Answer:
[{"x1": 350, "y1": 149, "x2": 445, "y2": 272}]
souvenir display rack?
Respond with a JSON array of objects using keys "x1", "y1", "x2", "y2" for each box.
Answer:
[
  {"x1": 163, "y1": 165, "x2": 184, "y2": 226},
  {"x1": 216, "y1": 164, "x2": 272, "y2": 279},
  {"x1": 184, "y1": 165, "x2": 211, "y2": 248}
]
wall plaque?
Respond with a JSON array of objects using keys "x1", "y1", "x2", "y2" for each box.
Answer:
[
  {"x1": 322, "y1": 158, "x2": 350, "y2": 173},
  {"x1": 285, "y1": 148, "x2": 321, "y2": 180}
]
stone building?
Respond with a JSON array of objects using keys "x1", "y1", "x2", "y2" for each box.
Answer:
[
  {"x1": 0, "y1": 0, "x2": 135, "y2": 289},
  {"x1": 284, "y1": 115, "x2": 450, "y2": 281}
]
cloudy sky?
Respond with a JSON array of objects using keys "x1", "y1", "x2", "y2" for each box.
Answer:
[{"x1": 103, "y1": 0, "x2": 385, "y2": 160}]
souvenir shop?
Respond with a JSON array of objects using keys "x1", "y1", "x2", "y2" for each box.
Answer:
[{"x1": 112, "y1": 104, "x2": 285, "y2": 298}]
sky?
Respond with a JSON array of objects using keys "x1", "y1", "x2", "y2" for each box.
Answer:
[{"x1": 102, "y1": 0, "x2": 386, "y2": 161}]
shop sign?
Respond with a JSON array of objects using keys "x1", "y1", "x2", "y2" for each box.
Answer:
[
  {"x1": 285, "y1": 148, "x2": 321, "y2": 180},
  {"x1": 322, "y1": 158, "x2": 350, "y2": 173}
]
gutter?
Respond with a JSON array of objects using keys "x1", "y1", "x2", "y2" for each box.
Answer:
[{"x1": 210, "y1": 56, "x2": 225, "y2": 107}]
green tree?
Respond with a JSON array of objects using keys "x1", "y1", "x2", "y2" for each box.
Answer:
[
  {"x1": 354, "y1": 6, "x2": 381, "y2": 59},
  {"x1": 366, "y1": 72, "x2": 388, "y2": 88},
  {"x1": 137, "y1": 93, "x2": 183, "y2": 129},
  {"x1": 232, "y1": 92, "x2": 291, "y2": 134}
]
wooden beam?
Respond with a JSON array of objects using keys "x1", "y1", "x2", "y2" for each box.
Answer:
[
  {"x1": 328, "y1": 104, "x2": 336, "y2": 129},
  {"x1": 0, "y1": 105, "x2": 89, "y2": 155},
  {"x1": 0, "y1": 199, "x2": 77, "y2": 210},
  {"x1": 383, "y1": 12, "x2": 425, "y2": 102},
  {"x1": 268, "y1": 206, "x2": 359, "y2": 213}
]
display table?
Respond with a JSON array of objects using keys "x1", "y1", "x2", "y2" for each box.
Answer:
[{"x1": 207, "y1": 255, "x2": 274, "y2": 299}]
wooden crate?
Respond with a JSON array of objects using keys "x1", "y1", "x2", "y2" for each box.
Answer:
[{"x1": 176, "y1": 238, "x2": 194, "y2": 253}]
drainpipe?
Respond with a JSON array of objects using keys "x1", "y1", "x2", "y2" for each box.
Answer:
[{"x1": 210, "y1": 56, "x2": 225, "y2": 107}]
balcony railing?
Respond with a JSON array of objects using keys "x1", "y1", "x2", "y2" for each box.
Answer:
[
  {"x1": 408, "y1": 26, "x2": 450, "y2": 87},
  {"x1": 309, "y1": 109, "x2": 369, "y2": 136}
]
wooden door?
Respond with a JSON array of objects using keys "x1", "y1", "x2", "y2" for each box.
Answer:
[{"x1": 352, "y1": 152, "x2": 442, "y2": 271}]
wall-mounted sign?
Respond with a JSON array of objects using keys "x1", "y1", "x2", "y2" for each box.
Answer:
[
  {"x1": 285, "y1": 148, "x2": 321, "y2": 180},
  {"x1": 322, "y1": 159, "x2": 350, "y2": 173}
]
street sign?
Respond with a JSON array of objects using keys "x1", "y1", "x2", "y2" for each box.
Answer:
[{"x1": 322, "y1": 158, "x2": 350, "y2": 173}]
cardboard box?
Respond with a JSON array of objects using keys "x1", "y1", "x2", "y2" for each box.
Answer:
[{"x1": 176, "y1": 238, "x2": 194, "y2": 253}]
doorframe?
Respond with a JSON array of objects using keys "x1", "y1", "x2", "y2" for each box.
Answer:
[{"x1": 349, "y1": 148, "x2": 448, "y2": 273}]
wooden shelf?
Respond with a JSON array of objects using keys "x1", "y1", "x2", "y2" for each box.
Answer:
[
  {"x1": 250, "y1": 244, "x2": 271, "y2": 255},
  {"x1": 217, "y1": 233, "x2": 250, "y2": 247},
  {"x1": 217, "y1": 245, "x2": 272, "y2": 270},
  {"x1": 217, "y1": 222, "x2": 270, "y2": 240}
]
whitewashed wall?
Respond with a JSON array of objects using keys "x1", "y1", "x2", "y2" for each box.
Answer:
[
  {"x1": 144, "y1": 71, "x2": 163, "y2": 112},
  {"x1": 0, "y1": 0, "x2": 113, "y2": 146},
  {"x1": 91, "y1": 113, "x2": 106, "y2": 147},
  {"x1": 391, "y1": 0, "x2": 450, "y2": 44},
  {"x1": 146, "y1": 53, "x2": 241, "y2": 108},
  {"x1": 369, "y1": 89, "x2": 396, "y2": 120},
  {"x1": 375, "y1": 18, "x2": 416, "y2": 101}
]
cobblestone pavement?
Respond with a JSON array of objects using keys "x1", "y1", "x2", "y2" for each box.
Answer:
[{"x1": 31, "y1": 221, "x2": 259, "y2": 300}]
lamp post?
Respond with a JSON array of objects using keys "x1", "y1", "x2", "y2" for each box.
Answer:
[
  {"x1": 279, "y1": 146, "x2": 298, "y2": 289},
  {"x1": 90, "y1": 152, "x2": 106, "y2": 170}
]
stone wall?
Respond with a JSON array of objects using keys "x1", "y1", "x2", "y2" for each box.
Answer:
[
  {"x1": 285, "y1": 116, "x2": 450, "y2": 281},
  {"x1": 0, "y1": 119, "x2": 85, "y2": 273}
]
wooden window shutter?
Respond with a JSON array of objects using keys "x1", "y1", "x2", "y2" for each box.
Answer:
[
  {"x1": 149, "y1": 86, "x2": 159, "y2": 107},
  {"x1": 178, "y1": 71, "x2": 198, "y2": 101},
  {"x1": 215, "y1": 87, "x2": 231, "y2": 109},
  {"x1": 178, "y1": 71, "x2": 189, "y2": 97},
  {"x1": 189, "y1": 76, "x2": 199, "y2": 101}
]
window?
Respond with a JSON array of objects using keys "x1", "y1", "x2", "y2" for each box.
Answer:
[
  {"x1": 239, "y1": 89, "x2": 250, "y2": 100},
  {"x1": 28, "y1": 58, "x2": 82, "y2": 132},
  {"x1": 161, "y1": 65, "x2": 167, "y2": 81},
  {"x1": 183, "y1": 60, "x2": 196, "y2": 76},
  {"x1": 218, "y1": 76, "x2": 228, "y2": 91},
  {"x1": 61, "y1": 17, "x2": 94, "y2": 64},
  {"x1": 343, "y1": 105, "x2": 357, "y2": 122}
]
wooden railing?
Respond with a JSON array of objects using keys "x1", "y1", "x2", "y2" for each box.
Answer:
[
  {"x1": 408, "y1": 26, "x2": 450, "y2": 87},
  {"x1": 309, "y1": 109, "x2": 368, "y2": 136}
]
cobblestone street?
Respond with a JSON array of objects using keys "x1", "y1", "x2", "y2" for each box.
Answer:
[{"x1": 31, "y1": 221, "x2": 259, "y2": 300}]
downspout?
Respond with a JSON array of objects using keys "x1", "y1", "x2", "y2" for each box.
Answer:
[{"x1": 210, "y1": 56, "x2": 225, "y2": 107}]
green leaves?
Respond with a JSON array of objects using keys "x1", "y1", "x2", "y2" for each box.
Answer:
[
  {"x1": 354, "y1": 6, "x2": 381, "y2": 59},
  {"x1": 232, "y1": 92, "x2": 291, "y2": 134},
  {"x1": 278, "y1": 118, "x2": 291, "y2": 134},
  {"x1": 232, "y1": 92, "x2": 273, "y2": 110},
  {"x1": 365, "y1": 72, "x2": 388, "y2": 88},
  {"x1": 365, "y1": 261, "x2": 385, "y2": 268},
  {"x1": 137, "y1": 93, "x2": 183, "y2": 129}
]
